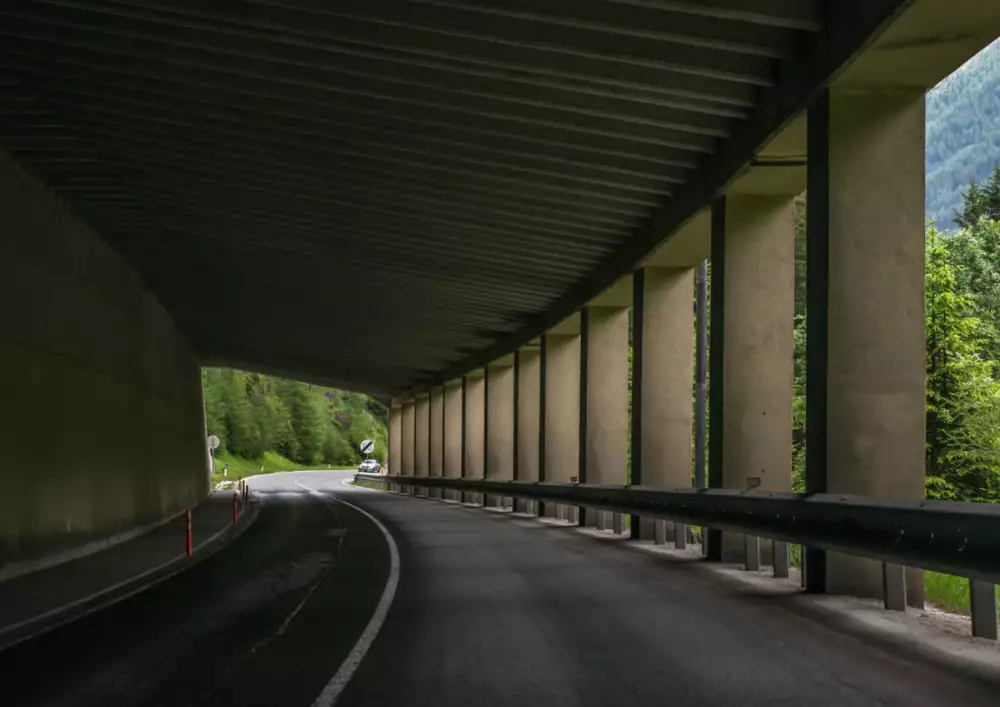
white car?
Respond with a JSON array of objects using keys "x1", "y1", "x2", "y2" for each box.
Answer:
[{"x1": 359, "y1": 458, "x2": 381, "y2": 474}]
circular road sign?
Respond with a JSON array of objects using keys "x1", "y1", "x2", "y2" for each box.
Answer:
[
  {"x1": 360, "y1": 439, "x2": 375, "y2": 455},
  {"x1": 207, "y1": 435, "x2": 220, "y2": 450}
]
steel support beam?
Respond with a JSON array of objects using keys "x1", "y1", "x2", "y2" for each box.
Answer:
[{"x1": 804, "y1": 88, "x2": 830, "y2": 594}]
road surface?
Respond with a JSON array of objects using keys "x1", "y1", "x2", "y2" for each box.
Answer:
[{"x1": 1, "y1": 470, "x2": 997, "y2": 706}]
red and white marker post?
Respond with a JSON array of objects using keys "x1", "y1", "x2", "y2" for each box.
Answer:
[{"x1": 185, "y1": 508, "x2": 193, "y2": 556}]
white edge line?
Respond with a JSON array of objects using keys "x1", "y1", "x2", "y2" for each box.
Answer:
[
  {"x1": 0, "y1": 504, "x2": 260, "y2": 650},
  {"x1": 295, "y1": 479, "x2": 400, "y2": 707}
]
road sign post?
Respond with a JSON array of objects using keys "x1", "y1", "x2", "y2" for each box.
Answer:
[{"x1": 207, "y1": 435, "x2": 220, "y2": 476}]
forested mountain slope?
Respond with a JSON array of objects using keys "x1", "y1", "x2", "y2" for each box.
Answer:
[
  {"x1": 927, "y1": 37, "x2": 1000, "y2": 228},
  {"x1": 202, "y1": 368, "x2": 388, "y2": 469}
]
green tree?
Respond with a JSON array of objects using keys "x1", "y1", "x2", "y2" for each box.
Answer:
[
  {"x1": 276, "y1": 380, "x2": 324, "y2": 464},
  {"x1": 200, "y1": 368, "x2": 388, "y2": 469},
  {"x1": 218, "y1": 370, "x2": 263, "y2": 458},
  {"x1": 954, "y1": 166, "x2": 1000, "y2": 229},
  {"x1": 925, "y1": 227, "x2": 999, "y2": 500},
  {"x1": 321, "y1": 424, "x2": 354, "y2": 465},
  {"x1": 202, "y1": 368, "x2": 228, "y2": 451},
  {"x1": 943, "y1": 217, "x2": 1000, "y2": 364}
]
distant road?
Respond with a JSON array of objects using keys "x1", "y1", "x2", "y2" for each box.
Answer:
[{"x1": 2, "y1": 471, "x2": 997, "y2": 707}]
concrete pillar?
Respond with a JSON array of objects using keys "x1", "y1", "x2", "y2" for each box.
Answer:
[
  {"x1": 464, "y1": 373, "x2": 486, "y2": 502},
  {"x1": 389, "y1": 403, "x2": 402, "y2": 476},
  {"x1": 637, "y1": 267, "x2": 695, "y2": 540},
  {"x1": 429, "y1": 387, "x2": 444, "y2": 497},
  {"x1": 826, "y1": 88, "x2": 926, "y2": 605},
  {"x1": 415, "y1": 394, "x2": 430, "y2": 480},
  {"x1": 516, "y1": 347, "x2": 541, "y2": 513},
  {"x1": 721, "y1": 195, "x2": 795, "y2": 563},
  {"x1": 582, "y1": 307, "x2": 629, "y2": 528},
  {"x1": 544, "y1": 332, "x2": 580, "y2": 519},
  {"x1": 486, "y1": 362, "x2": 515, "y2": 507},
  {"x1": 444, "y1": 381, "x2": 463, "y2": 500},
  {"x1": 401, "y1": 400, "x2": 415, "y2": 477}
]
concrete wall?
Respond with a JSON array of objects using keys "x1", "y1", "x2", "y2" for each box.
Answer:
[
  {"x1": 516, "y1": 349, "x2": 541, "y2": 483},
  {"x1": 464, "y1": 375, "x2": 485, "y2": 478},
  {"x1": 640, "y1": 267, "x2": 694, "y2": 489},
  {"x1": 0, "y1": 150, "x2": 209, "y2": 564},
  {"x1": 544, "y1": 334, "x2": 580, "y2": 485},
  {"x1": 486, "y1": 365, "x2": 514, "y2": 481},
  {"x1": 721, "y1": 195, "x2": 795, "y2": 496},
  {"x1": 415, "y1": 394, "x2": 430, "y2": 477},
  {"x1": 585, "y1": 307, "x2": 629, "y2": 486},
  {"x1": 401, "y1": 401, "x2": 415, "y2": 476},
  {"x1": 430, "y1": 388, "x2": 444, "y2": 477},
  {"x1": 389, "y1": 404, "x2": 402, "y2": 475},
  {"x1": 720, "y1": 195, "x2": 795, "y2": 563},
  {"x1": 444, "y1": 382, "x2": 463, "y2": 478}
]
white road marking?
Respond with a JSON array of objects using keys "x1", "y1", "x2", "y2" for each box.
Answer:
[{"x1": 295, "y1": 479, "x2": 400, "y2": 707}]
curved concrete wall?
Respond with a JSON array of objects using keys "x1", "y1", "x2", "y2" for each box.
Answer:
[{"x1": 0, "y1": 151, "x2": 209, "y2": 564}]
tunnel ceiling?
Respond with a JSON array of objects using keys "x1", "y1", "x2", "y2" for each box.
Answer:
[{"x1": 0, "y1": 0, "x2": 909, "y2": 399}]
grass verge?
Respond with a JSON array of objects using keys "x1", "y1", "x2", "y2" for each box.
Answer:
[
  {"x1": 789, "y1": 545, "x2": 998, "y2": 619},
  {"x1": 925, "y1": 570, "x2": 1000, "y2": 616},
  {"x1": 353, "y1": 478, "x2": 392, "y2": 492}
]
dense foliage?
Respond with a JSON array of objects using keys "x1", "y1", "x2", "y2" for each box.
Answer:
[
  {"x1": 202, "y1": 368, "x2": 388, "y2": 467},
  {"x1": 924, "y1": 175, "x2": 1000, "y2": 501}
]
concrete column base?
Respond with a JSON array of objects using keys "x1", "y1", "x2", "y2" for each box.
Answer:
[
  {"x1": 828, "y1": 553, "x2": 924, "y2": 608},
  {"x1": 722, "y1": 535, "x2": 780, "y2": 567}
]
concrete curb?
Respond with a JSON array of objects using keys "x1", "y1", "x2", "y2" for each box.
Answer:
[
  {"x1": 0, "y1": 502, "x2": 261, "y2": 653},
  {"x1": 0, "y1": 505, "x2": 191, "y2": 584}
]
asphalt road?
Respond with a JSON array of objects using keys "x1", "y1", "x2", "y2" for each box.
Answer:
[{"x1": 2, "y1": 471, "x2": 998, "y2": 706}]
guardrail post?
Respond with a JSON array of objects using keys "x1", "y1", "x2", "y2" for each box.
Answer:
[
  {"x1": 654, "y1": 520, "x2": 666, "y2": 545},
  {"x1": 882, "y1": 563, "x2": 906, "y2": 611},
  {"x1": 773, "y1": 541, "x2": 789, "y2": 578},
  {"x1": 745, "y1": 535, "x2": 760, "y2": 571},
  {"x1": 970, "y1": 580, "x2": 998, "y2": 639},
  {"x1": 613, "y1": 513, "x2": 624, "y2": 535},
  {"x1": 674, "y1": 523, "x2": 687, "y2": 550}
]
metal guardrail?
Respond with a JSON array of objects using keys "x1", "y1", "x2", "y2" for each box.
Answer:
[{"x1": 356, "y1": 474, "x2": 1000, "y2": 585}]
